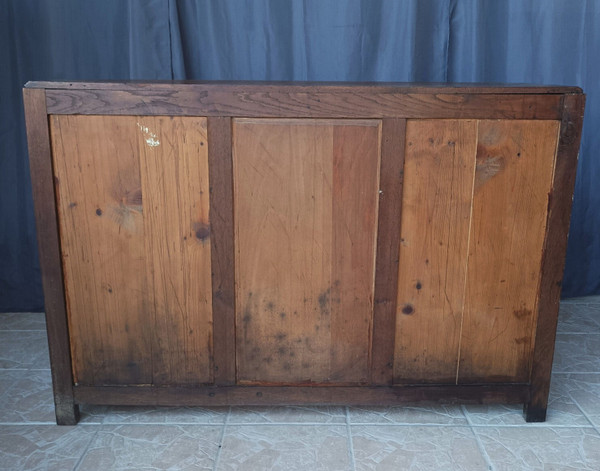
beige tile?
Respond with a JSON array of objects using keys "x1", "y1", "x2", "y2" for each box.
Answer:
[
  {"x1": 351, "y1": 425, "x2": 488, "y2": 470},
  {"x1": 228, "y1": 406, "x2": 346, "y2": 424},
  {"x1": 78, "y1": 425, "x2": 221, "y2": 470},
  {"x1": 0, "y1": 331, "x2": 50, "y2": 369},
  {"x1": 0, "y1": 312, "x2": 46, "y2": 331},
  {"x1": 0, "y1": 425, "x2": 95, "y2": 471},
  {"x1": 552, "y1": 334, "x2": 600, "y2": 373},
  {"x1": 557, "y1": 304, "x2": 600, "y2": 333},
  {"x1": 348, "y1": 405, "x2": 467, "y2": 425},
  {"x1": 475, "y1": 427, "x2": 600, "y2": 470},
  {"x1": 101, "y1": 405, "x2": 229, "y2": 424},
  {"x1": 218, "y1": 425, "x2": 350, "y2": 470}
]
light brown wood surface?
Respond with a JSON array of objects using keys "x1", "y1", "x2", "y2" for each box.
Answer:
[
  {"x1": 233, "y1": 118, "x2": 381, "y2": 384},
  {"x1": 50, "y1": 115, "x2": 213, "y2": 386},
  {"x1": 394, "y1": 120, "x2": 478, "y2": 383},
  {"x1": 458, "y1": 120, "x2": 560, "y2": 383}
]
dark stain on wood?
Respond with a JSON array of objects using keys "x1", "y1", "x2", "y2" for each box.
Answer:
[
  {"x1": 193, "y1": 221, "x2": 211, "y2": 242},
  {"x1": 68, "y1": 202, "x2": 77, "y2": 209},
  {"x1": 416, "y1": 281, "x2": 422, "y2": 290},
  {"x1": 515, "y1": 336, "x2": 529, "y2": 345},
  {"x1": 513, "y1": 308, "x2": 532, "y2": 319},
  {"x1": 318, "y1": 288, "x2": 331, "y2": 316},
  {"x1": 95, "y1": 208, "x2": 103, "y2": 216},
  {"x1": 402, "y1": 304, "x2": 414, "y2": 315}
]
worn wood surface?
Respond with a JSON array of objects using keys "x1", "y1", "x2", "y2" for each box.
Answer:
[
  {"x1": 23, "y1": 88, "x2": 79, "y2": 424},
  {"x1": 207, "y1": 117, "x2": 237, "y2": 385},
  {"x1": 458, "y1": 120, "x2": 560, "y2": 383},
  {"x1": 394, "y1": 120, "x2": 478, "y2": 384},
  {"x1": 50, "y1": 115, "x2": 213, "y2": 386},
  {"x1": 371, "y1": 119, "x2": 405, "y2": 385},
  {"x1": 42, "y1": 87, "x2": 563, "y2": 120},
  {"x1": 73, "y1": 383, "x2": 529, "y2": 407},
  {"x1": 26, "y1": 80, "x2": 582, "y2": 95},
  {"x1": 233, "y1": 118, "x2": 381, "y2": 384},
  {"x1": 527, "y1": 94, "x2": 585, "y2": 421},
  {"x1": 25, "y1": 82, "x2": 584, "y2": 424},
  {"x1": 137, "y1": 116, "x2": 213, "y2": 385}
]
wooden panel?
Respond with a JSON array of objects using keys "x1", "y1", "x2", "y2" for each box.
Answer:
[
  {"x1": 23, "y1": 88, "x2": 79, "y2": 424},
  {"x1": 233, "y1": 118, "x2": 381, "y2": 384},
  {"x1": 527, "y1": 94, "x2": 585, "y2": 421},
  {"x1": 73, "y1": 383, "x2": 530, "y2": 408},
  {"x1": 50, "y1": 115, "x2": 213, "y2": 386},
  {"x1": 44, "y1": 87, "x2": 564, "y2": 120},
  {"x1": 137, "y1": 116, "x2": 213, "y2": 385},
  {"x1": 207, "y1": 117, "x2": 236, "y2": 385},
  {"x1": 458, "y1": 120, "x2": 560, "y2": 383},
  {"x1": 394, "y1": 120, "x2": 478, "y2": 383},
  {"x1": 371, "y1": 119, "x2": 406, "y2": 385}
]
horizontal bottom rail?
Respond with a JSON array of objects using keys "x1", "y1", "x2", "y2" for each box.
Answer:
[{"x1": 74, "y1": 383, "x2": 530, "y2": 407}]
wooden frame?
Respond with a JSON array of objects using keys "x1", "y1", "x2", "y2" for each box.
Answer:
[{"x1": 23, "y1": 81, "x2": 584, "y2": 425}]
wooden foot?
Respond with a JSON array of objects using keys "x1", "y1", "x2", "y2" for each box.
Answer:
[
  {"x1": 55, "y1": 401, "x2": 80, "y2": 425},
  {"x1": 524, "y1": 403, "x2": 547, "y2": 423}
]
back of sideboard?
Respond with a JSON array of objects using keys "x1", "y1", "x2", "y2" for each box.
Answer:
[{"x1": 23, "y1": 82, "x2": 584, "y2": 424}]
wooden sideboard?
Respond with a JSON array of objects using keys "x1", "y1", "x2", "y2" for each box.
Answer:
[{"x1": 23, "y1": 81, "x2": 584, "y2": 424}]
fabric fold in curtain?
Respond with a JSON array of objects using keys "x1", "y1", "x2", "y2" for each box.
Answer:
[{"x1": 0, "y1": 0, "x2": 598, "y2": 310}]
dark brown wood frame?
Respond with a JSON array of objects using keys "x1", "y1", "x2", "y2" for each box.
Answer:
[{"x1": 23, "y1": 81, "x2": 584, "y2": 425}]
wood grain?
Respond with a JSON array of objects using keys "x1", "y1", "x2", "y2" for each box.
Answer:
[
  {"x1": 50, "y1": 115, "x2": 213, "y2": 386},
  {"x1": 43, "y1": 87, "x2": 563, "y2": 120},
  {"x1": 458, "y1": 120, "x2": 560, "y2": 383},
  {"x1": 527, "y1": 94, "x2": 585, "y2": 421},
  {"x1": 23, "y1": 88, "x2": 79, "y2": 424},
  {"x1": 137, "y1": 116, "x2": 213, "y2": 385},
  {"x1": 26, "y1": 80, "x2": 581, "y2": 95},
  {"x1": 233, "y1": 118, "x2": 381, "y2": 384},
  {"x1": 371, "y1": 119, "x2": 406, "y2": 385},
  {"x1": 394, "y1": 120, "x2": 478, "y2": 383},
  {"x1": 207, "y1": 117, "x2": 237, "y2": 385},
  {"x1": 73, "y1": 383, "x2": 529, "y2": 407}
]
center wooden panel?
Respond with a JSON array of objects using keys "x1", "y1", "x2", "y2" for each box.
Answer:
[
  {"x1": 233, "y1": 119, "x2": 381, "y2": 385},
  {"x1": 50, "y1": 115, "x2": 213, "y2": 386}
]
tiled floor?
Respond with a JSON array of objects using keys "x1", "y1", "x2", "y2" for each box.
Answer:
[{"x1": 1, "y1": 298, "x2": 600, "y2": 470}]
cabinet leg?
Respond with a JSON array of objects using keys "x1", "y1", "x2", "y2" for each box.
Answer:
[
  {"x1": 523, "y1": 403, "x2": 547, "y2": 423},
  {"x1": 55, "y1": 400, "x2": 80, "y2": 425}
]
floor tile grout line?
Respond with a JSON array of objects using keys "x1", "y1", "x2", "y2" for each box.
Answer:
[
  {"x1": 462, "y1": 405, "x2": 495, "y2": 471},
  {"x1": 555, "y1": 332, "x2": 600, "y2": 335},
  {"x1": 566, "y1": 391, "x2": 600, "y2": 434},
  {"x1": 72, "y1": 425, "x2": 100, "y2": 471},
  {"x1": 552, "y1": 371, "x2": 600, "y2": 374},
  {"x1": 345, "y1": 407, "x2": 357, "y2": 471},
  {"x1": 1, "y1": 420, "x2": 596, "y2": 429},
  {"x1": 212, "y1": 406, "x2": 230, "y2": 471},
  {"x1": 0, "y1": 330, "x2": 47, "y2": 333}
]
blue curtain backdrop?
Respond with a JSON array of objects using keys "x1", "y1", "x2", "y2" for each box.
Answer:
[{"x1": 1, "y1": 0, "x2": 598, "y2": 311}]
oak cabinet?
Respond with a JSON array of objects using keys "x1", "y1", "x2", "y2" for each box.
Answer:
[{"x1": 23, "y1": 82, "x2": 584, "y2": 424}]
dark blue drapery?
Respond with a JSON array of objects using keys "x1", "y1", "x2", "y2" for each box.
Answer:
[{"x1": 1, "y1": 0, "x2": 598, "y2": 311}]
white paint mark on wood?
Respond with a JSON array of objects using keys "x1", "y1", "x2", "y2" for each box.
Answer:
[{"x1": 136, "y1": 122, "x2": 160, "y2": 147}]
